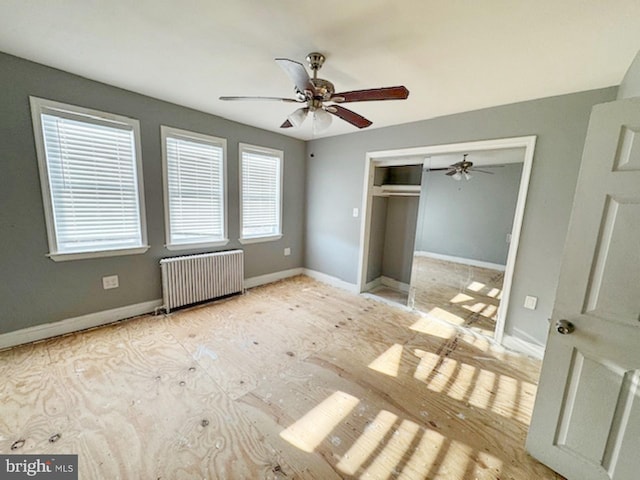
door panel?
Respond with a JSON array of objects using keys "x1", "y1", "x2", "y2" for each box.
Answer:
[
  {"x1": 584, "y1": 197, "x2": 640, "y2": 324},
  {"x1": 613, "y1": 125, "x2": 640, "y2": 171},
  {"x1": 526, "y1": 97, "x2": 640, "y2": 480}
]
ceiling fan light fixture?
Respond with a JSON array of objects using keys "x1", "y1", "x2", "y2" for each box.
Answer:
[
  {"x1": 313, "y1": 108, "x2": 332, "y2": 133},
  {"x1": 288, "y1": 107, "x2": 308, "y2": 128},
  {"x1": 463, "y1": 171, "x2": 472, "y2": 181},
  {"x1": 452, "y1": 171, "x2": 463, "y2": 181}
]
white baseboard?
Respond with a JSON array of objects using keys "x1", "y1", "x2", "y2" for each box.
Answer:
[
  {"x1": 414, "y1": 251, "x2": 506, "y2": 271},
  {"x1": 363, "y1": 277, "x2": 382, "y2": 292},
  {"x1": 244, "y1": 267, "x2": 304, "y2": 289},
  {"x1": 380, "y1": 276, "x2": 410, "y2": 293},
  {"x1": 502, "y1": 333, "x2": 545, "y2": 359},
  {"x1": 0, "y1": 299, "x2": 163, "y2": 351},
  {"x1": 302, "y1": 268, "x2": 359, "y2": 293}
]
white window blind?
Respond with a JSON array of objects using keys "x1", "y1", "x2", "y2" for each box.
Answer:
[
  {"x1": 163, "y1": 128, "x2": 226, "y2": 247},
  {"x1": 240, "y1": 145, "x2": 282, "y2": 240},
  {"x1": 31, "y1": 98, "x2": 147, "y2": 259}
]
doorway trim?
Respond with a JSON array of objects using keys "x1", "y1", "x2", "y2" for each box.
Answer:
[{"x1": 357, "y1": 136, "x2": 537, "y2": 344}]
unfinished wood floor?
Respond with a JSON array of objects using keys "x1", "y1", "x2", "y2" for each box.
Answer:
[
  {"x1": 410, "y1": 256, "x2": 505, "y2": 338},
  {"x1": 0, "y1": 276, "x2": 562, "y2": 479}
]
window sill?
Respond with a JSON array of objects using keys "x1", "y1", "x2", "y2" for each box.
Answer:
[
  {"x1": 238, "y1": 234, "x2": 283, "y2": 245},
  {"x1": 165, "y1": 239, "x2": 230, "y2": 251},
  {"x1": 48, "y1": 246, "x2": 150, "y2": 262}
]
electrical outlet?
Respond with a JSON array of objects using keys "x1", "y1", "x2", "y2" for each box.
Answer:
[
  {"x1": 524, "y1": 295, "x2": 537, "y2": 310},
  {"x1": 284, "y1": 247, "x2": 291, "y2": 256},
  {"x1": 102, "y1": 275, "x2": 119, "y2": 290}
]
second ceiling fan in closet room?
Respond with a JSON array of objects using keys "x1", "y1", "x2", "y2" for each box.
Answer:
[
  {"x1": 428, "y1": 154, "x2": 502, "y2": 180},
  {"x1": 220, "y1": 52, "x2": 410, "y2": 132}
]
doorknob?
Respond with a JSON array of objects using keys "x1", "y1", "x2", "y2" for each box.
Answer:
[{"x1": 556, "y1": 319, "x2": 575, "y2": 335}]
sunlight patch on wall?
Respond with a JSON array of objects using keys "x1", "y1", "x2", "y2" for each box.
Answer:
[
  {"x1": 336, "y1": 409, "x2": 397, "y2": 475},
  {"x1": 280, "y1": 391, "x2": 359, "y2": 452},
  {"x1": 368, "y1": 343, "x2": 403, "y2": 377}
]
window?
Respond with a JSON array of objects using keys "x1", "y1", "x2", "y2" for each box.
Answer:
[
  {"x1": 239, "y1": 143, "x2": 283, "y2": 243},
  {"x1": 30, "y1": 97, "x2": 148, "y2": 261},
  {"x1": 161, "y1": 127, "x2": 227, "y2": 249}
]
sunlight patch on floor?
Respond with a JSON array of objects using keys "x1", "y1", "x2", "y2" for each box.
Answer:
[
  {"x1": 409, "y1": 316, "x2": 457, "y2": 339},
  {"x1": 337, "y1": 410, "x2": 397, "y2": 475},
  {"x1": 359, "y1": 419, "x2": 420, "y2": 479},
  {"x1": 467, "y1": 281, "x2": 485, "y2": 292},
  {"x1": 462, "y1": 302, "x2": 487, "y2": 313},
  {"x1": 396, "y1": 428, "x2": 445, "y2": 479},
  {"x1": 436, "y1": 440, "x2": 473, "y2": 479},
  {"x1": 487, "y1": 287, "x2": 502, "y2": 298},
  {"x1": 427, "y1": 307, "x2": 465, "y2": 325},
  {"x1": 368, "y1": 344, "x2": 403, "y2": 377},
  {"x1": 280, "y1": 391, "x2": 359, "y2": 452},
  {"x1": 450, "y1": 292, "x2": 474, "y2": 303}
]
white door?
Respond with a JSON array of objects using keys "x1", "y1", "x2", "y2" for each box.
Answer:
[{"x1": 526, "y1": 97, "x2": 640, "y2": 480}]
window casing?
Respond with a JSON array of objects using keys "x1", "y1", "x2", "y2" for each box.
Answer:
[
  {"x1": 30, "y1": 97, "x2": 148, "y2": 261},
  {"x1": 239, "y1": 143, "x2": 283, "y2": 243},
  {"x1": 161, "y1": 126, "x2": 228, "y2": 249}
]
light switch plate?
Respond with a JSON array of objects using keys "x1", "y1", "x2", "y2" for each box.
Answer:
[
  {"x1": 352, "y1": 207, "x2": 359, "y2": 218},
  {"x1": 524, "y1": 295, "x2": 537, "y2": 310},
  {"x1": 284, "y1": 247, "x2": 291, "y2": 256}
]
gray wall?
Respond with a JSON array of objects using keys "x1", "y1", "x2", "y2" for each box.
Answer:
[
  {"x1": 305, "y1": 87, "x2": 617, "y2": 346},
  {"x1": 0, "y1": 52, "x2": 306, "y2": 334},
  {"x1": 618, "y1": 50, "x2": 640, "y2": 100},
  {"x1": 381, "y1": 196, "x2": 419, "y2": 284},
  {"x1": 415, "y1": 163, "x2": 523, "y2": 265}
]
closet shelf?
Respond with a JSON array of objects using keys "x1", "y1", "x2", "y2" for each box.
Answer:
[{"x1": 373, "y1": 184, "x2": 421, "y2": 197}]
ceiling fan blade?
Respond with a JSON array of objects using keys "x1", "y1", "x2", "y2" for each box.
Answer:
[
  {"x1": 326, "y1": 105, "x2": 372, "y2": 129},
  {"x1": 426, "y1": 167, "x2": 451, "y2": 171},
  {"x1": 275, "y1": 58, "x2": 315, "y2": 94},
  {"x1": 331, "y1": 86, "x2": 409, "y2": 103},
  {"x1": 280, "y1": 119, "x2": 293, "y2": 128},
  {"x1": 219, "y1": 96, "x2": 300, "y2": 102},
  {"x1": 445, "y1": 170, "x2": 457, "y2": 176},
  {"x1": 472, "y1": 169, "x2": 495, "y2": 174}
]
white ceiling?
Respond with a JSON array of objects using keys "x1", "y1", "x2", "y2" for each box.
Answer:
[{"x1": 1, "y1": 1, "x2": 639, "y2": 141}]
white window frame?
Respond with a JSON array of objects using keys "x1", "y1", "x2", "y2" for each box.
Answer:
[
  {"x1": 161, "y1": 126, "x2": 229, "y2": 250},
  {"x1": 30, "y1": 97, "x2": 149, "y2": 261},
  {"x1": 238, "y1": 143, "x2": 284, "y2": 244}
]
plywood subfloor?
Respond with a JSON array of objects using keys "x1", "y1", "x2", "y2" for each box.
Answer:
[
  {"x1": 0, "y1": 275, "x2": 562, "y2": 479},
  {"x1": 411, "y1": 256, "x2": 505, "y2": 338}
]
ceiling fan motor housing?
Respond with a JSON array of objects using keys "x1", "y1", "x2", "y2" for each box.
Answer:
[
  {"x1": 311, "y1": 78, "x2": 335, "y2": 101},
  {"x1": 306, "y1": 52, "x2": 325, "y2": 72}
]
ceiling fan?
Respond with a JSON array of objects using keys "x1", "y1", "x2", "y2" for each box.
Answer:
[
  {"x1": 220, "y1": 52, "x2": 409, "y2": 132},
  {"x1": 429, "y1": 154, "x2": 501, "y2": 181}
]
